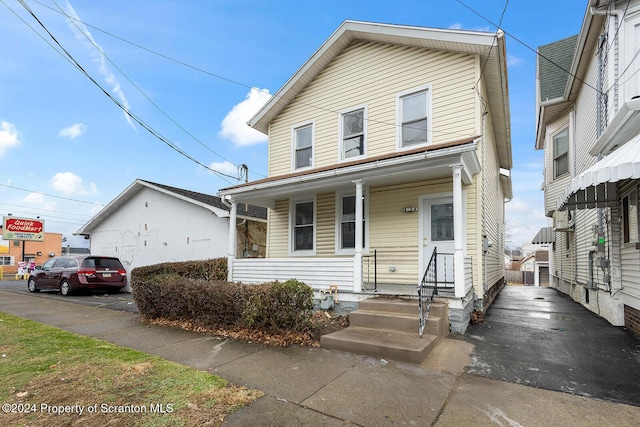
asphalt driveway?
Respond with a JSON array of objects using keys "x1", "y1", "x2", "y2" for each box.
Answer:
[{"x1": 463, "y1": 285, "x2": 640, "y2": 406}]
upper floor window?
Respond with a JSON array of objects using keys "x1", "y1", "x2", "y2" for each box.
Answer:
[
  {"x1": 291, "y1": 199, "x2": 315, "y2": 254},
  {"x1": 397, "y1": 85, "x2": 431, "y2": 149},
  {"x1": 293, "y1": 122, "x2": 313, "y2": 170},
  {"x1": 553, "y1": 127, "x2": 569, "y2": 179},
  {"x1": 340, "y1": 107, "x2": 366, "y2": 160}
]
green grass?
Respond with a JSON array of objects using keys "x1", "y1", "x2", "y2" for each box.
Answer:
[{"x1": 0, "y1": 312, "x2": 261, "y2": 426}]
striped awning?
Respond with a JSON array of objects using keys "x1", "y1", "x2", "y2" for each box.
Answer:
[
  {"x1": 558, "y1": 134, "x2": 640, "y2": 211},
  {"x1": 532, "y1": 227, "x2": 555, "y2": 244}
]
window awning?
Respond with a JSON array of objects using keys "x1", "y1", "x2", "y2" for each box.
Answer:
[
  {"x1": 531, "y1": 227, "x2": 555, "y2": 244},
  {"x1": 558, "y1": 134, "x2": 640, "y2": 211}
]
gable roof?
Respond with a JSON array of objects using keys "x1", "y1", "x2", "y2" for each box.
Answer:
[
  {"x1": 249, "y1": 20, "x2": 512, "y2": 170},
  {"x1": 76, "y1": 179, "x2": 267, "y2": 235}
]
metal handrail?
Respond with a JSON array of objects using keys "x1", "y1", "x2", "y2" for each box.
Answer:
[{"x1": 418, "y1": 247, "x2": 438, "y2": 337}]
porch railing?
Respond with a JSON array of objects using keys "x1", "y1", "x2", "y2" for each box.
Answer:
[{"x1": 418, "y1": 248, "x2": 455, "y2": 337}]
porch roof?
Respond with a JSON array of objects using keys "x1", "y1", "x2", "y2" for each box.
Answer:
[{"x1": 218, "y1": 137, "x2": 481, "y2": 208}]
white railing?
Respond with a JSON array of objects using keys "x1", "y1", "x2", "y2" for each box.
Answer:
[{"x1": 231, "y1": 257, "x2": 355, "y2": 292}]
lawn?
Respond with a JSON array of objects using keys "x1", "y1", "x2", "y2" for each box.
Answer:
[{"x1": 0, "y1": 312, "x2": 261, "y2": 426}]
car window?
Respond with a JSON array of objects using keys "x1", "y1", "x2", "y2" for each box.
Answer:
[
  {"x1": 89, "y1": 257, "x2": 124, "y2": 270},
  {"x1": 65, "y1": 258, "x2": 79, "y2": 268},
  {"x1": 42, "y1": 258, "x2": 56, "y2": 270},
  {"x1": 83, "y1": 258, "x2": 96, "y2": 268},
  {"x1": 53, "y1": 258, "x2": 68, "y2": 268}
]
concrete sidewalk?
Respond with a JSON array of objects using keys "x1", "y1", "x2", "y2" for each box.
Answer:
[{"x1": 1, "y1": 291, "x2": 639, "y2": 426}]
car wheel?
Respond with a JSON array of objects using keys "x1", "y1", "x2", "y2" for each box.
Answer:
[
  {"x1": 27, "y1": 277, "x2": 39, "y2": 293},
  {"x1": 60, "y1": 280, "x2": 72, "y2": 296}
]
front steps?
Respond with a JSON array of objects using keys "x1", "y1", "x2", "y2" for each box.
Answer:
[{"x1": 320, "y1": 297, "x2": 449, "y2": 365}]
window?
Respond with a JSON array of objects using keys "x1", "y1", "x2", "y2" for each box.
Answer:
[
  {"x1": 398, "y1": 85, "x2": 431, "y2": 148},
  {"x1": 1, "y1": 256, "x2": 13, "y2": 266},
  {"x1": 292, "y1": 200, "x2": 314, "y2": 253},
  {"x1": 338, "y1": 194, "x2": 367, "y2": 251},
  {"x1": 431, "y1": 203, "x2": 454, "y2": 241},
  {"x1": 341, "y1": 107, "x2": 365, "y2": 160},
  {"x1": 553, "y1": 128, "x2": 569, "y2": 178},
  {"x1": 53, "y1": 258, "x2": 68, "y2": 268},
  {"x1": 293, "y1": 123, "x2": 313, "y2": 169}
]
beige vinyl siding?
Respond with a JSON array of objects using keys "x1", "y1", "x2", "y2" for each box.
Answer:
[
  {"x1": 478, "y1": 106, "x2": 506, "y2": 291},
  {"x1": 265, "y1": 177, "x2": 482, "y2": 286},
  {"x1": 266, "y1": 200, "x2": 289, "y2": 258},
  {"x1": 268, "y1": 41, "x2": 477, "y2": 176},
  {"x1": 316, "y1": 193, "x2": 336, "y2": 257}
]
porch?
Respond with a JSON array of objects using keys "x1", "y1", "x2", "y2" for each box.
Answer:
[{"x1": 228, "y1": 253, "x2": 475, "y2": 302}]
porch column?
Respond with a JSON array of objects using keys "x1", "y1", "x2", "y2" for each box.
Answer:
[
  {"x1": 353, "y1": 180, "x2": 363, "y2": 293},
  {"x1": 227, "y1": 200, "x2": 238, "y2": 282},
  {"x1": 451, "y1": 164, "x2": 465, "y2": 298}
]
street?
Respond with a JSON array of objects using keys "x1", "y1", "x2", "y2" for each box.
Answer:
[{"x1": 0, "y1": 279, "x2": 138, "y2": 313}]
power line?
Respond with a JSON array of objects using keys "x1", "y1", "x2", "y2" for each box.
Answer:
[
  {"x1": 14, "y1": 0, "x2": 239, "y2": 183},
  {"x1": 456, "y1": 0, "x2": 604, "y2": 97},
  {"x1": 0, "y1": 183, "x2": 105, "y2": 206},
  {"x1": 27, "y1": 0, "x2": 479, "y2": 143}
]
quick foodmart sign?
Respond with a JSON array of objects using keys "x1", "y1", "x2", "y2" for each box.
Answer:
[{"x1": 2, "y1": 216, "x2": 45, "y2": 241}]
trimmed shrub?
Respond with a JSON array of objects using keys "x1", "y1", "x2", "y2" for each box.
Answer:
[
  {"x1": 131, "y1": 260, "x2": 314, "y2": 334},
  {"x1": 241, "y1": 279, "x2": 314, "y2": 332}
]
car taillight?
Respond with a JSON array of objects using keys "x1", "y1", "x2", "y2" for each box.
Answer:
[
  {"x1": 118, "y1": 269, "x2": 126, "y2": 276},
  {"x1": 78, "y1": 269, "x2": 96, "y2": 277}
]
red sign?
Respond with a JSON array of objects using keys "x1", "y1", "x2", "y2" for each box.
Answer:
[{"x1": 2, "y1": 216, "x2": 45, "y2": 241}]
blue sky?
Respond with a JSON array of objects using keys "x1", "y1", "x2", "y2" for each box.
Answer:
[{"x1": 0, "y1": 0, "x2": 587, "y2": 248}]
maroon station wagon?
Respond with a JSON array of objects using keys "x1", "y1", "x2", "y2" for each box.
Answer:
[{"x1": 27, "y1": 255, "x2": 127, "y2": 296}]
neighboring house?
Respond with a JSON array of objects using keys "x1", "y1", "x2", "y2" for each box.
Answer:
[
  {"x1": 0, "y1": 232, "x2": 63, "y2": 275},
  {"x1": 520, "y1": 250, "x2": 550, "y2": 287},
  {"x1": 76, "y1": 179, "x2": 267, "y2": 291},
  {"x1": 218, "y1": 21, "x2": 512, "y2": 333},
  {"x1": 534, "y1": 1, "x2": 640, "y2": 335}
]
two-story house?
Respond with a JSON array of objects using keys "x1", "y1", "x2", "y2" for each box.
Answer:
[
  {"x1": 535, "y1": 0, "x2": 640, "y2": 336},
  {"x1": 219, "y1": 21, "x2": 512, "y2": 333}
]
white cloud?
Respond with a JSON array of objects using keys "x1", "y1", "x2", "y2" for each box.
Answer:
[
  {"x1": 23, "y1": 192, "x2": 45, "y2": 204},
  {"x1": 219, "y1": 88, "x2": 272, "y2": 146},
  {"x1": 59, "y1": 123, "x2": 87, "y2": 139},
  {"x1": 0, "y1": 121, "x2": 20, "y2": 157},
  {"x1": 64, "y1": 2, "x2": 135, "y2": 129},
  {"x1": 449, "y1": 23, "x2": 463, "y2": 30},
  {"x1": 507, "y1": 54, "x2": 524, "y2": 67},
  {"x1": 209, "y1": 160, "x2": 239, "y2": 177},
  {"x1": 51, "y1": 172, "x2": 98, "y2": 196},
  {"x1": 448, "y1": 22, "x2": 491, "y2": 32}
]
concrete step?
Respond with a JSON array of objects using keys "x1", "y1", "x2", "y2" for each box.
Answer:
[
  {"x1": 320, "y1": 297, "x2": 450, "y2": 364},
  {"x1": 320, "y1": 327, "x2": 440, "y2": 365}
]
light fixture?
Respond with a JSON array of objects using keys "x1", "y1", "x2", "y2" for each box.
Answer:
[{"x1": 401, "y1": 206, "x2": 417, "y2": 213}]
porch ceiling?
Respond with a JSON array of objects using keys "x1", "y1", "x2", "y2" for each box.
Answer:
[{"x1": 219, "y1": 140, "x2": 480, "y2": 208}]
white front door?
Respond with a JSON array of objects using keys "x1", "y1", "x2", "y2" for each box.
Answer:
[{"x1": 421, "y1": 197, "x2": 455, "y2": 285}]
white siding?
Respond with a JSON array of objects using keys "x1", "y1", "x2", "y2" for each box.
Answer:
[{"x1": 89, "y1": 188, "x2": 229, "y2": 290}]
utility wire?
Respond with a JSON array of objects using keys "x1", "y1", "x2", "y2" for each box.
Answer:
[
  {"x1": 28, "y1": 0, "x2": 478, "y2": 143},
  {"x1": 456, "y1": 0, "x2": 604, "y2": 97},
  {"x1": 50, "y1": 0, "x2": 247, "y2": 177},
  {"x1": 15, "y1": 0, "x2": 239, "y2": 183},
  {"x1": 0, "y1": 183, "x2": 105, "y2": 206}
]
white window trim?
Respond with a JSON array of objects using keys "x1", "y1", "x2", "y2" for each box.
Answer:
[
  {"x1": 338, "y1": 104, "x2": 367, "y2": 162},
  {"x1": 551, "y1": 125, "x2": 570, "y2": 180},
  {"x1": 334, "y1": 190, "x2": 369, "y2": 255},
  {"x1": 291, "y1": 120, "x2": 315, "y2": 172},
  {"x1": 396, "y1": 83, "x2": 432, "y2": 151},
  {"x1": 289, "y1": 196, "x2": 317, "y2": 256}
]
